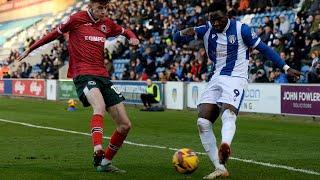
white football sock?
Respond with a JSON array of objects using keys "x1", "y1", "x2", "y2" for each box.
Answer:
[
  {"x1": 94, "y1": 145, "x2": 103, "y2": 152},
  {"x1": 221, "y1": 109, "x2": 237, "y2": 145},
  {"x1": 197, "y1": 118, "x2": 225, "y2": 170}
]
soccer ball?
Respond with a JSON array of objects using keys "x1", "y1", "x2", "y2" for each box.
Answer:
[{"x1": 172, "y1": 148, "x2": 199, "y2": 174}]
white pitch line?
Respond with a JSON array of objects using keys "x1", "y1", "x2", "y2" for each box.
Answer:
[{"x1": 0, "y1": 118, "x2": 319, "y2": 176}]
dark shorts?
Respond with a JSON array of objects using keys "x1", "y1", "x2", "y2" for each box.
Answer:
[{"x1": 73, "y1": 75, "x2": 125, "y2": 108}]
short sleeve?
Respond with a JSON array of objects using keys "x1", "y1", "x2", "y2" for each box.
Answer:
[
  {"x1": 241, "y1": 24, "x2": 261, "y2": 48},
  {"x1": 57, "y1": 15, "x2": 77, "y2": 34},
  {"x1": 194, "y1": 23, "x2": 209, "y2": 39}
]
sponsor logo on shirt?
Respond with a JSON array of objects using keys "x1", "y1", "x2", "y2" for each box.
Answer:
[
  {"x1": 84, "y1": 36, "x2": 105, "y2": 43},
  {"x1": 84, "y1": 23, "x2": 93, "y2": 26},
  {"x1": 216, "y1": 45, "x2": 228, "y2": 58}
]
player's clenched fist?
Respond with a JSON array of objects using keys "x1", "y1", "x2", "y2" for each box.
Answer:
[{"x1": 129, "y1": 38, "x2": 140, "y2": 46}]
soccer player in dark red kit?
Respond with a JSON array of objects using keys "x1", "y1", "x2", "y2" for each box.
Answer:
[{"x1": 17, "y1": 0, "x2": 139, "y2": 173}]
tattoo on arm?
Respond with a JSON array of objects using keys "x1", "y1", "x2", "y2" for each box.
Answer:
[{"x1": 180, "y1": 28, "x2": 196, "y2": 36}]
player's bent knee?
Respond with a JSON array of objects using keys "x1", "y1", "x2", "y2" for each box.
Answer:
[{"x1": 197, "y1": 118, "x2": 212, "y2": 133}]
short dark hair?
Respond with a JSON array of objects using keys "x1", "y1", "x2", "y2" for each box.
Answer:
[
  {"x1": 208, "y1": 0, "x2": 227, "y2": 13},
  {"x1": 90, "y1": 0, "x2": 110, "y2": 4}
]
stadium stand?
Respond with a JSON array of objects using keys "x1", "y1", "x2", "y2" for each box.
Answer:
[{"x1": 0, "y1": 0, "x2": 319, "y2": 83}]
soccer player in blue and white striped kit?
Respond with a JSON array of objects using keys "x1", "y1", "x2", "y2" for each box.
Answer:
[{"x1": 173, "y1": 1, "x2": 301, "y2": 179}]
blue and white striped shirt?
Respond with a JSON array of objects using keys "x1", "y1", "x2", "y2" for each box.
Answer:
[
  {"x1": 194, "y1": 19, "x2": 261, "y2": 79},
  {"x1": 173, "y1": 19, "x2": 286, "y2": 78}
]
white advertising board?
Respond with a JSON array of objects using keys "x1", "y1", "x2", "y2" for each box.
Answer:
[
  {"x1": 186, "y1": 82, "x2": 207, "y2": 108},
  {"x1": 46, "y1": 80, "x2": 57, "y2": 100},
  {"x1": 165, "y1": 82, "x2": 185, "y2": 110},
  {"x1": 240, "y1": 84, "x2": 281, "y2": 114}
]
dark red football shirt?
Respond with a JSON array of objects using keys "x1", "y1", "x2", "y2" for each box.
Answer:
[{"x1": 29, "y1": 10, "x2": 137, "y2": 78}]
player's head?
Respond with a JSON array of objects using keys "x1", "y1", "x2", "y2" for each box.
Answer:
[
  {"x1": 88, "y1": 0, "x2": 110, "y2": 20},
  {"x1": 208, "y1": 0, "x2": 228, "y2": 33}
]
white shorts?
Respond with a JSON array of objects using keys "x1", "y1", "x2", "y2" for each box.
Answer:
[{"x1": 198, "y1": 75, "x2": 248, "y2": 110}]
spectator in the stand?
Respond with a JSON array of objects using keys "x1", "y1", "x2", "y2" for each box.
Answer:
[
  {"x1": 3, "y1": 71, "x2": 10, "y2": 78},
  {"x1": 140, "y1": 79, "x2": 160, "y2": 110},
  {"x1": 1, "y1": 62, "x2": 10, "y2": 77},
  {"x1": 21, "y1": 63, "x2": 32, "y2": 78},
  {"x1": 279, "y1": 14, "x2": 291, "y2": 35},
  {"x1": 310, "y1": 50, "x2": 320, "y2": 72},
  {"x1": 238, "y1": 0, "x2": 250, "y2": 12},
  {"x1": 254, "y1": 69, "x2": 269, "y2": 83},
  {"x1": 302, "y1": 0, "x2": 320, "y2": 13},
  {"x1": 135, "y1": 58, "x2": 144, "y2": 75},
  {"x1": 112, "y1": 41, "x2": 126, "y2": 59},
  {"x1": 310, "y1": 14, "x2": 320, "y2": 35},
  {"x1": 274, "y1": 68, "x2": 288, "y2": 83},
  {"x1": 143, "y1": 47, "x2": 156, "y2": 76},
  {"x1": 308, "y1": 62, "x2": 320, "y2": 83},
  {"x1": 256, "y1": 26, "x2": 264, "y2": 37},
  {"x1": 264, "y1": 16, "x2": 274, "y2": 30},
  {"x1": 260, "y1": 25, "x2": 275, "y2": 46},
  {"x1": 294, "y1": 17, "x2": 303, "y2": 35},
  {"x1": 175, "y1": 61, "x2": 186, "y2": 80},
  {"x1": 11, "y1": 71, "x2": 20, "y2": 78},
  {"x1": 158, "y1": 71, "x2": 167, "y2": 83},
  {"x1": 273, "y1": 38, "x2": 284, "y2": 53},
  {"x1": 287, "y1": 51, "x2": 301, "y2": 71},
  {"x1": 182, "y1": 72, "x2": 192, "y2": 82},
  {"x1": 250, "y1": 59, "x2": 264, "y2": 74},
  {"x1": 147, "y1": 37, "x2": 159, "y2": 57},
  {"x1": 128, "y1": 70, "x2": 136, "y2": 80},
  {"x1": 310, "y1": 36, "x2": 320, "y2": 53},
  {"x1": 273, "y1": 17, "x2": 281, "y2": 35},
  {"x1": 60, "y1": 43, "x2": 69, "y2": 63}
]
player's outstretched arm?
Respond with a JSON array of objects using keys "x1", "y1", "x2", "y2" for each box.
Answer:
[
  {"x1": 241, "y1": 23, "x2": 301, "y2": 78},
  {"x1": 180, "y1": 28, "x2": 196, "y2": 36},
  {"x1": 173, "y1": 28, "x2": 196, "y2": 44},
  {"x1": 17, "y1": 30, "x2": 61, "y2": 62},
  {"x1": 255, "y1": 42, "x2": 302, "y2": 78},
  {"x1": 122, "y1": 29, "x2": 140, "y2": 46}
]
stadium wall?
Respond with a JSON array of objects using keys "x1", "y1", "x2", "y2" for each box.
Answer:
[
  {"x1": 1, "y1": 79, "x2": 320, "y2": 117},
  {"x1": 0, "y1": 0, "x2": 74, "y2": 22}
]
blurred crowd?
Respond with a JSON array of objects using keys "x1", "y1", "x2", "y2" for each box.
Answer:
[
  {"x1": 1, "y1": 0, "x2": 319, "y2": 83},
  {"x1": 107, "y1": 0, "x2": 319, "y2": 83},
  {"x1": 0, "y1": 34, "x2": 68, "y2": 79}
]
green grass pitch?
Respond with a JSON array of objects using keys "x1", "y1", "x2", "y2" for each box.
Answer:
[{"x1": 0, "y1": 96, "x2": 319, "y2": 179}]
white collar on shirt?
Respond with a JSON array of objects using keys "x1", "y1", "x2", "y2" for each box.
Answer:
[{"x1": 223, "y1": 19, "x2": 230, "y2": 33}]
